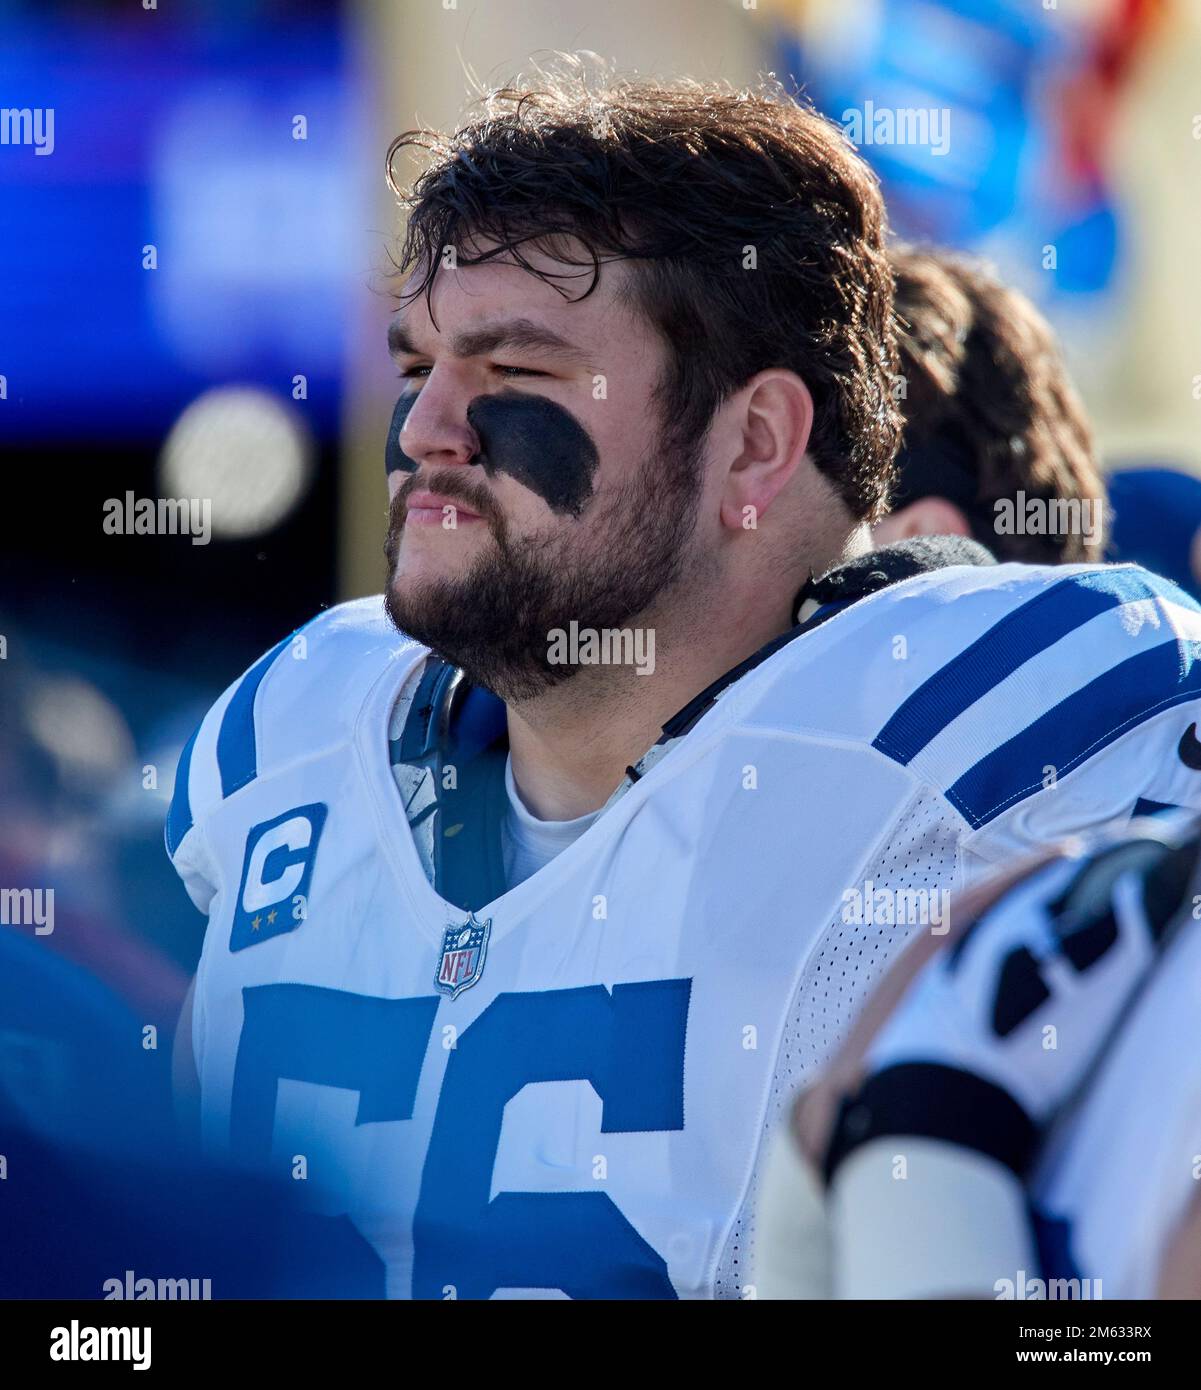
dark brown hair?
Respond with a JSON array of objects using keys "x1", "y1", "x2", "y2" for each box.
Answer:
[
  {"x1": 387, "y1": 62, "x2": 902, "y2": 520},
  {"x1": 892, "y1": 245, "x2": 1104, "y2": 562}
]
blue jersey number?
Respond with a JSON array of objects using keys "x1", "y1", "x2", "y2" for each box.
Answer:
[{"x1": 230, "y1": 978, "x2": 691, "y2": 1299}]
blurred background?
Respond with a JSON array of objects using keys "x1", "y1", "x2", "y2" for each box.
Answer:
[{"x1": 0, "y1": 0, "x2": 1198, "y2": 1107}]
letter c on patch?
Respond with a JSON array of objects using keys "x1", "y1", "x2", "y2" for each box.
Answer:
[{"x1": 242, "y1": 817, "x2": 313, "y2": 913}]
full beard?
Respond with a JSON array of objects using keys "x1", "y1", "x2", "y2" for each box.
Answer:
[{"x1": 383, "y1": 428, "x2": 704, "y2": 703}]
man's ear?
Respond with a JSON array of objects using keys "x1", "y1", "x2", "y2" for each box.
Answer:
[
  {"x1": 718, "y1": 370, "x2": 815, "y2": 533},
  {"x1": 872, "y1": 496, "x2": 972, "y2": 547}
]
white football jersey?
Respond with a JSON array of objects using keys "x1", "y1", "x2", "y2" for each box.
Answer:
[{"x1": 166, "y1": 559, "x2": 1201, "y2": 1298}]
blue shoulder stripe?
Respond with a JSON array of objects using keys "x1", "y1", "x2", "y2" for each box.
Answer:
[
  {"x1": 215, "y1": 633, "x2": 293, "y2": 798},
  {"x1": 164, "y1": 724, "x2": 200, "y2": 857},
  {"x1": 948, "y1": 638, "x2": 1201, "y2": 829},
  {"x1": 874, "y1": 569, "x2": 1199, "y2": 766}
]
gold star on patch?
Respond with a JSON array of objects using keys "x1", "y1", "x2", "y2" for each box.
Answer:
[
  {"x1": 251, "y1": 915, "x2": 262, "y2": 931},
  {"x1": 266, "y1": 909, "x2": 277, "y2": 925}
]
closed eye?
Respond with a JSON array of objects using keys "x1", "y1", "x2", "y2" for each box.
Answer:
[
  {"x1": 496, "y1": 365, "x2": 549, "y2": 379},
  {"x1": 397, "y1": 364, "x2": 548, "y2": 380}
]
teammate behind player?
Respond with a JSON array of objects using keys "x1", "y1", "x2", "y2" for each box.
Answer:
[
  {"x1": 874, "y1": 247, "x2": 1105, "y2": 564},
  {"x1": 169, "y1": 65, "x2": 1201, "y2": 1299},
  {"x1": 758, "y1": 814, "x2": 1201, "y2": 1300}
]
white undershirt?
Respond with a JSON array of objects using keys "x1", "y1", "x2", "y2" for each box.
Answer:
[{"x1": 501, "y1": 754, "x2": 601, "y2": 889}]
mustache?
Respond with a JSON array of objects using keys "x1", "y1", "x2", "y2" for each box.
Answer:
[
  {"x1": 399, "y1": 468, "x2": 500, "y2": 521},
  {"x1": 384, "y1": 469, "x2": 506, "y2": 568}
]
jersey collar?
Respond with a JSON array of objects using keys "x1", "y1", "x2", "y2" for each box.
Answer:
[{"x1": 390, "y1": 535, "x2": 997, "y2": 888}]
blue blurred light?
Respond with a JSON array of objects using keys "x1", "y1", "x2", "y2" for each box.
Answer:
[{"x1": 0, "y1": 14, "x2": 371, "y2": 442}]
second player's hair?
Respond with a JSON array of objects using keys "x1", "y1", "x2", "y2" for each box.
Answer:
[{"x1": 892, "y1": 246, "x2": 1105, "y2": 563}]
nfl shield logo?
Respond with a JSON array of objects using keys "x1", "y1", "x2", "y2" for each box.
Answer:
[{"x1": 435, "y1": 912, "x2": 492, "y2": 999}]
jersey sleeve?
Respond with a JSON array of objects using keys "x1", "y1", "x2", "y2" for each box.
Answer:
[
  {"x1": 868, "y1": 564, "x2": 1201, "y2": 864},
  {"x1": 163, "y1": 596, "x2": 412, "y2": 919},
  {"x1": 163, "y1": 630, "x2": 296, "y2": 914}
]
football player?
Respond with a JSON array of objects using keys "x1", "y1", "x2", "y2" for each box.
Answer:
[
  {"x1": 757, "y1": 812, "x2": 1201, "y2": 1299},
  {"x1": 168, "y1": 67, "x2": 1201, "y2": 1299},
  {"x1": 875, "y1": 246, "x2": 1105, "y2": 565}
]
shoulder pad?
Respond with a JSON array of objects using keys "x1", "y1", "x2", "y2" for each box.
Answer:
[{"x1": 165, "y1": 597, "x2": 420, "y2": 855}]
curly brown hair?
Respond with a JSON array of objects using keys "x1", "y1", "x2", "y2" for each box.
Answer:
[
  {"x1": 892, "y1": 245, "x2": 1104, "y2": 563},
  {"x1": 386, "y1": 62, "x2": 903, "y2": 521}
]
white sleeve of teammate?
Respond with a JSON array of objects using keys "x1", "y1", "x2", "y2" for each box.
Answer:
[
  {"x1": 860, "y1": 832, "x2": 1180, "y2": 1127},
  {"x1": 823, "y1": 817, "x2": 1200, "y2": 1298}
]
